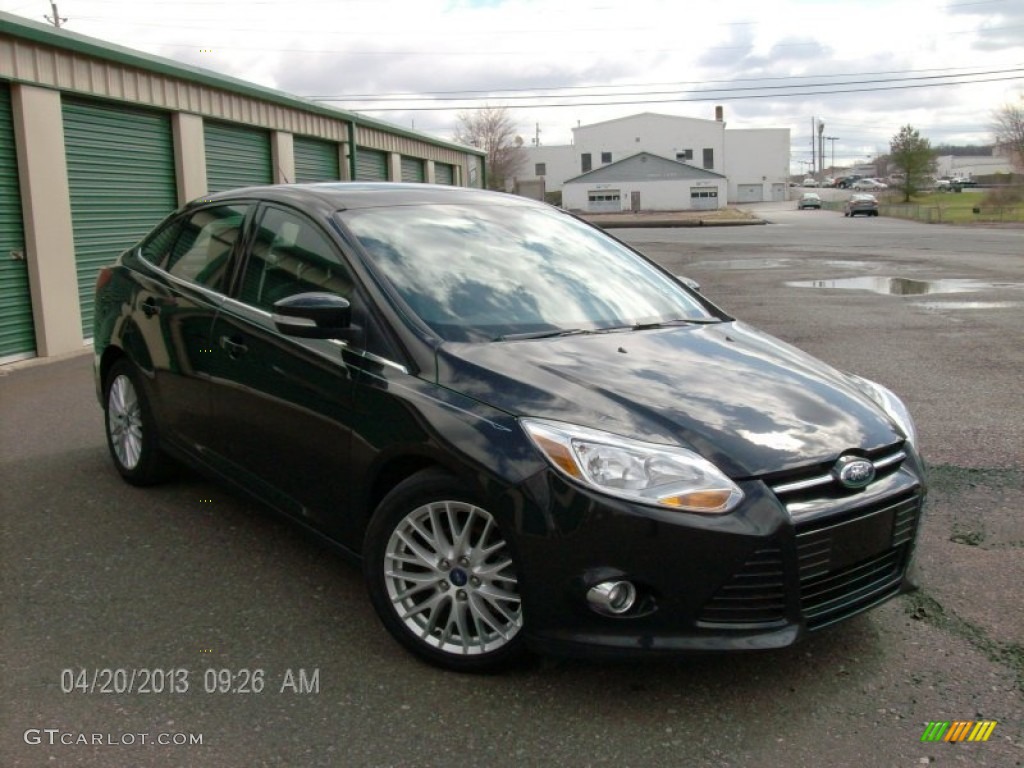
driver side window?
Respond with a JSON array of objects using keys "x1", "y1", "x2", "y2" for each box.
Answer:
[{"x1": 238, "y1": 207, "x2": 354, "y2": 312}]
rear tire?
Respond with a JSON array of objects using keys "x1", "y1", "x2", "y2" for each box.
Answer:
[
  {"x1": 364, "y1": 469, "x2": 526, "y2": 672},
  {"x1": 104, "y1": 359, "x2": 174, "y2": 486}
]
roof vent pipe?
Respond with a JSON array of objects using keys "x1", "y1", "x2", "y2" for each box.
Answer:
[{"x1": 715, "y1": 105, "x2": 724, "y2": 122}]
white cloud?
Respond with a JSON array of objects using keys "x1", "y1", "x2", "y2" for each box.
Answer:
[{"x1": 4, "y1": 0, "x2": 1022, "y2": 168}]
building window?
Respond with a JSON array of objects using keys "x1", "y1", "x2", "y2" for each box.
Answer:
[
  {"x1": 601, "y1": 152, "x2": 612, "y2": 164},
  {"x1": 581, "y1": 154, "x2": 592, "y2": 173},
  {"x1": 676, "y1": 149, "x2": 693, "y2": 161},
  {"x1": 703, "y1": 148, "x2": 714, "y2": 169},
  {"x1": 535, "y1": 163, "x2": 547, "y2": 176}
]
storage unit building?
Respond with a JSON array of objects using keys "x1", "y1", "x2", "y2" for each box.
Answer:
[{"x1": 0, "y1": 11, "x2": 483, "y2": 364}]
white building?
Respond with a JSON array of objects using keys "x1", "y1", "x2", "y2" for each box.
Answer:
[
  {"x1": 522, "y1": 110, "x2": 790, "y2": 207},
  {"x1": 562, "y1": 152, "x2": 727, "y2": 213}
]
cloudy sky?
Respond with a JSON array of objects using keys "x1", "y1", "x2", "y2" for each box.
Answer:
[{"x1": 3, "y1": 0, "x2": 1022, "y2": 172}]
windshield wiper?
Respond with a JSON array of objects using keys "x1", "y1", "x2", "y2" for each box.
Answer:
[
  {"x1": 607, "y1": 318, "x2": 721, "y2": 332},
  {"x1": 494, "y1": 328, "x2": 590, "y2": 342}
]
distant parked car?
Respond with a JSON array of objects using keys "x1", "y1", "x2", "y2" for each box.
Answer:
[
  {"x1": 797, "y1": 192, "x2": 822, "y2": 210},
  {"x1": 844, "y1": 193, "x2": 879, "y2": 217},
  {"x1": 836, "y1": 175, "x2": 864, "y2": 189},
  {"x1": 852, "y1": 178, "x2": 887, "y2": 191},
  {"x1": 802, "y1": 177, "x2": 819, "y2": 187}
]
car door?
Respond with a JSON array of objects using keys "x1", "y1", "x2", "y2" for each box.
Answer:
[
  {"x1": 204, "y1": 203, "x2": 363, "y2": 537},
  {"x1": 134, "y1": 203, "x2": 251, "y2": 452}
]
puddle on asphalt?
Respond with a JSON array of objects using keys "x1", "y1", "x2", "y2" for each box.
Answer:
[
  {"x1": 786, "y1": 276, "x2": 1021, "y2": 296},
  {"x1": 912, "y1": 301, "x2": 1022, "y2": 310}
]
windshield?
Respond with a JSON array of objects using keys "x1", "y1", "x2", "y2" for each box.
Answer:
[{"x1": 338, "y1": 203, "x2": 715, "y2": 342}]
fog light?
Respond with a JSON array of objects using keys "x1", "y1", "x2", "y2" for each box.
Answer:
[{"x1": 586, "y1": 580, "x2": 637, "y2": 616}]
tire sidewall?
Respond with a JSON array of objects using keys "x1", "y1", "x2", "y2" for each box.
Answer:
[{"x1": 363, "y1": 469, "x2": 526, "y2": 672}]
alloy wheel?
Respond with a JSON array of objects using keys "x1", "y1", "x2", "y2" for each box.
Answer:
[{"x1": 383, "y1": 500, "x2": 522, "y2": 656}]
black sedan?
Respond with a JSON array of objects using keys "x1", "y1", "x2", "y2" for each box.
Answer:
[{"x1": 94, "y1": 183, "x2": 925, "y2": 671}]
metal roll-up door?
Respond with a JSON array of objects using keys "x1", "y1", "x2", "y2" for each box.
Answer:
[
  {"x1": 0, "y1": 83, "x2": 35, "y2": 362},
  {"x1": 205, "y1": 121, "x2": 272, "y2": 193},
  {"x1": 63, "y1": 99, "x2": 177, "y2": 337},
  {"x1": 294, "y1": 136, "x2": 340, "y2": 183},
  {"x1": 400, "y1": 156, "x2": 424, "y2": 183},
  {"x1": 354, "y1": 147, "x2": 388, "y2": 181},
  {"x1": 434, "y1": 162, "x2": 454, "y2": 185}
]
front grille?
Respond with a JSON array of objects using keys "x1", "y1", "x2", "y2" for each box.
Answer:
[
  {"x1": 768, "y1": 444, "x2": 907, "y2": 502},
  {"x1": 697, "y1": 546, "x2": 787, "y2": 627}
]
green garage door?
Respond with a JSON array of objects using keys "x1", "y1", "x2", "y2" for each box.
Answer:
[
  {"x1": 0, "y1": 83, "x2": 35, "y2": 361},
  {"x1": 354, "y1": 147, "x2": 388, "y2": 181},
  {"x1": 400, "y1": 156, "x2": 424, "y2": 183},
  {"x1": 294, "y1": 136, "x2": 340, "y2": 183},
  {"x1": 63, "y1": 99, "x2": 177, "y2": 337},
  {"x1": 205, "y1": 122, "x2": 272, "y2": 193},
  {"x1": 434, "y1": 162, "x2": 454, "y2": 185}
]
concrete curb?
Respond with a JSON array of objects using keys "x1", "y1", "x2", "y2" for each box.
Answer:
[{"x1": 586, "y1": 217, "x2": 767, "y2": 229}]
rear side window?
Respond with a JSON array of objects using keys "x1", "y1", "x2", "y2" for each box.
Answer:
[
  {"x1": 238, "y1": 206, "x2": 353, "y2": 312},
  {"x1": 159, "y1": 205, "x2": 250, "y2": 292}
]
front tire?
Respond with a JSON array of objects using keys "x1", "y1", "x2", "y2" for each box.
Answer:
[
  {"x1": 364, "y1": 470, "x2": 525, "y2": 672},
  {"x1": 104, "y1": 359, "x2": 173, "y2": 486}
]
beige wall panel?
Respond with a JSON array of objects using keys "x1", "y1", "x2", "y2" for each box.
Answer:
[{"x1": 10, "y1": 83, "x2": 83, "y2": 357}]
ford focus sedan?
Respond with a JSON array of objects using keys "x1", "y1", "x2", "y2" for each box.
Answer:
[{"x1": 93, "y1": 183, "x2": 925, "y2": 671}]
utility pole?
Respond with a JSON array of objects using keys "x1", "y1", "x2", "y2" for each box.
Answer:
[
  {"x1": 45, "y1": 1, "x2": 66, "y2": 27},
  {"x1": 817, "y1": 121, "x2": 825, "y2": 176},
  {"x1": 824, "y1": 136, "x2": 839, "y2": 174},
  {"x1": 533, "y1": 123, "x2": 541, "y2": 147}
]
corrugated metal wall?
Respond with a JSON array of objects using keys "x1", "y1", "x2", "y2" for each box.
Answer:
[
  {"x1": 294, "y1": 136, "x2": 340, "y2": 183},
  {"x1": 63, "y1": 98, "x2": 177, "y2": 337},
  {"x1": 0, "y1": 82, "x2": 35, "y2": 361},
  {"x1": 204, "y1": 121, "x2": 272, "y2": 193}
]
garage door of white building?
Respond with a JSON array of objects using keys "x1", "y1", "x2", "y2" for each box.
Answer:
[
  {"x1": 736, "y1": 184, "x2": 763, "y2": 203},
  {"x1": 587, "y1": 190, "x2": 621, "y2": 212},
  {"x1": 690, "y1": 189, "x2": 718, "y2": 210}
]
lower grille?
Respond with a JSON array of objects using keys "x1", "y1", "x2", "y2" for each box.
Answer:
[
  {"x1": 697, "y1": 546, "x2": 787, "y2": 627},
  {"x1": 800, "y1": 547, "x2": 905, "y2": 629},
  {"x1": 796, "y1": 493, "x2": 921, "y2": 628}
]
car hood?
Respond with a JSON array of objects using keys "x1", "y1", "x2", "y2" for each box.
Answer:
[{"x1": 435, "y1": 321, "x2": 903, "y2": 478}]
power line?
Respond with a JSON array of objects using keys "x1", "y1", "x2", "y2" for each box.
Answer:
[
  {"x1": 311, "y1": 68, "x2": 1023, "y2": 104},
  {"x1": 302, "y1": 65, "x2": 1024, "y2": 101},
  {"x1": 345, "y1": 74, "x2": 1024, "y2": 112}
]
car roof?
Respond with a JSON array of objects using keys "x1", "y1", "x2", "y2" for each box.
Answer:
[{"x1": 194, "y1": 182, "x2": 547, "y2": 212}]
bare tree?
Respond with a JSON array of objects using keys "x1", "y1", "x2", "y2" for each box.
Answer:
[
  {"x1": 453, "y1": 106, "x2": 526, "y2": 191},
  {"x1": 992, "y1": 100, "x2": 1024, "y2": 171}
]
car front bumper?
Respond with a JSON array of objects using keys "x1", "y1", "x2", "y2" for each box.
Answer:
[{"x1": 512, "y1": 452, "x2": 925, "y2": 658}]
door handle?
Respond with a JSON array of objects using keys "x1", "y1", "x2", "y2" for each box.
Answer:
[
  {"x1": 219, "y1": 335, "x2": 249, "y2": 359},
  {"x1": 141, "y1": 297, "x2": 161, "y2": 317}
]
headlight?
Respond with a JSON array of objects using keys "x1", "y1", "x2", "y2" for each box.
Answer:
[
  {"x1": 521, "y1": 419, "x2": 744, "y2": 514},
  {"x1": 848, "y1": 374, "x2": 918, "y2": 447}
]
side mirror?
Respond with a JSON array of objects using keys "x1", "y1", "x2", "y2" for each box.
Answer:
[
  {"x1": 272, "y1": 292, "x2": 353, "y2": 339},
  {"x1": 674, "y1": 275, "x2": 702, "y2": 293}
]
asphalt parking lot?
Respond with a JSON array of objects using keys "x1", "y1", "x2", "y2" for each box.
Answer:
[{"x1": 2, "y1": 201, "x2": 1022, "y2": 767}]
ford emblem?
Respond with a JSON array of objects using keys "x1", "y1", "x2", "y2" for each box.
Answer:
[{"x1": 834, "y1": 456, "x2": 875, "y2": 489}]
